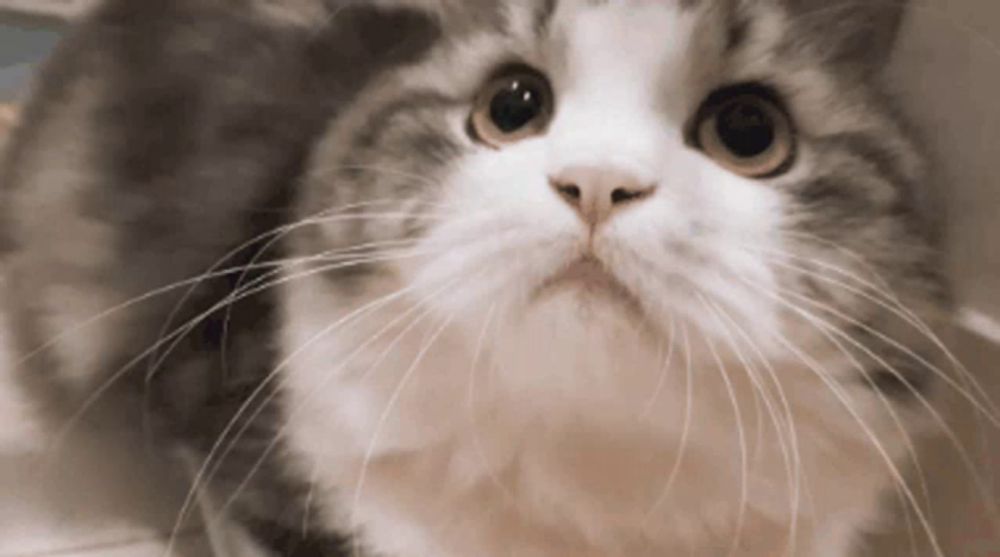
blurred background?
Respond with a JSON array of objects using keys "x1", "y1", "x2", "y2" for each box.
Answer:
[
  {"x1": 1, "y1": 0, "x2": 998, "y2": 556},
  {"x1": 0, "y1": 11, "x2": 59, "y2": 102}
]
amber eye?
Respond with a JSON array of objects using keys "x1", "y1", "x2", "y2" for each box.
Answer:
[
  {"x1": 694, "y1": 85, "x2": 795, "y2": 178},
  {"x1": 470, "y1": 66, "x2": 554, "y2": 148}
]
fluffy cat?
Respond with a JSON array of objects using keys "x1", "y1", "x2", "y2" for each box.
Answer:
[{"x1": 1, "y1": 0, "x2": 956, "y2": 556}]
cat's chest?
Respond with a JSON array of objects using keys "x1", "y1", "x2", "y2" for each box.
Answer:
[
  {"x1": 282, "y1": 336, "x2": 805, "y2": 557},
  {"x1": 306, "y1": 388, "x2": 803, "y2": 557},
  {"x1": 278, "y1": 288, "x2": 882, "y2": 556}
]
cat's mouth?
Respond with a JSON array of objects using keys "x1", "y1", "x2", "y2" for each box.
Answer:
[{"x1": 533, "y1": 257, "x2": 639, "y2": 307}]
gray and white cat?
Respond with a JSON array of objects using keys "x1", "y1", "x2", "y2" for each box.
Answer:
[{"x1": 1, "y1": 0, "x2": 957, "y2": 556}]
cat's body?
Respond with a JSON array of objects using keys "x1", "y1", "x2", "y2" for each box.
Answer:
[{"x1": 1, "y1": 1, "x2": 951, "y2": 556}]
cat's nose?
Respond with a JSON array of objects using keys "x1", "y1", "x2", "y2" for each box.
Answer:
[{"x1": 549, "y1": 166, "x2": 656, "y2": 228}]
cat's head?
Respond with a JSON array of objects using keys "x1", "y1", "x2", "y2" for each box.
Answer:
[{"x1": 293, "y1": 0, "x2": 943, "y2": 373}]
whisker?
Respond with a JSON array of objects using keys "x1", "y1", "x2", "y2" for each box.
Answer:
[
  {"x1": 761, "y1": 287, "x2": 937, "y2": 524},
  {"x1": 641, "y1": 325, "x2": 694, "y2": 528},
  {"x1": 193, "y1": 272, "x2": 474, "y2": 551},
  {"x1": 297, "y1": 289, "x2": 465, "y2": 543},
  {"x1": 769, "y1": 292, "x2": 940, "y2": 554},
  {"x1": 48, "y1": 247, "x2": 441, "y2": 466},
  {"x1": 142, "y1": 241, "x2": 436, "y2": 383},
  {"x1": 772, "y1": 284, "x2": 1000, "y2": 531},
  {"x1": 143, "y1": 233, "x2": 433, "y2": 441},
  {"x1": 768, "y1": 233, "x2": 949, "y2": 368},
  {"x1": 216, "y1": 216, "x2": 449, "y2": 377},
  {"x1": 212, "y1": 292, "x2": 444, "y2": 535},
  {"x1": 641, "y1": 315, "x2": 677, "y2": 419},
  {"x1": 151, "y1": 208, "x2": 449, "y2": 369},
  {"x1": 704, "y1": 299, "x2": 803, "y2": 557},
  {"x1": 349, "y1": 314, "x2": 456, "y2": 557},
  {"x1": 161, "y1": 280, "x2": 429, "y2": 557},
  {"x1": 768, "y1": 234, "x2": 999, "y2": 473},
  {"x1": 786, "y1": 331, "x2": 943, "y2": 556},
  {"x1": 192, "y1": 235, "x2": 430, "y2": 373},
  {"x1": 695, "y1": 296, "x2": 750, "y2": 557},
  {"x1": 778, "y1": 230, "x2": 898, "y2": 294},
  {"x1": 465, "y1": 305, "x2": 515, "y2": 504},
  {"x1": 736, "y1": 256, "x2": 939, "y2": 511},
  {"x1": 771, "y1": 270, "x2": 1000, "y2": 453},
  {"x1": 756, "y1": 244, "x2": 1000, "y2": 501},
  {"x1": 754, "y1": 247, "x2": 1000, "y2": 422},
  {"x1": 14, "y1": 209, "x2": 442, "y2": 372},
  {"x1": 733, "y1": 282, "x2": 947, "y2": 557}
]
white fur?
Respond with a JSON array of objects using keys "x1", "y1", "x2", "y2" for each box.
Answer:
[{"x1": 279, "y1": 2, "x2": 918, "y2": 556}]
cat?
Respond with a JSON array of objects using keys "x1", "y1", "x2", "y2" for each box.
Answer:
[{"x1": 0, "y1": 0, "x2": 955, "y2": 556}]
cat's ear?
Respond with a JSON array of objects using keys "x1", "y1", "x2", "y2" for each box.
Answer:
[{"x1": 782, "y1": 0, "x2": 910, "y2": 72}]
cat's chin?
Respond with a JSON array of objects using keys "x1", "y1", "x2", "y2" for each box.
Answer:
[{"x1": 530, "y1": 256, "x2": 647, "y2": 319}]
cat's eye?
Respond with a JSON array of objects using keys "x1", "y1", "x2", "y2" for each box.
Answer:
[
  {"x1": 693, "y1": 84, "x2": 795, "y2": 178},
  {"x1": 470, "y1": 66, "x2": 554, "y2": 148}
]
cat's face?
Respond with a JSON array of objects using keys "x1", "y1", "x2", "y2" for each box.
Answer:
[{"x1": 296, "y1": 0, "x2": 939, "y2": 369}]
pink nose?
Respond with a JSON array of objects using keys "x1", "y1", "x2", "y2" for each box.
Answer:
[{"x1": 549, "y1": 166, "x2": 656, "y2": 228}]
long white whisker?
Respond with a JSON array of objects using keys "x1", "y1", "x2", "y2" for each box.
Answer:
[
  {"x1": 704, "y1": 299, "x2": 803, "y2": 557},
  {"x1": 641, "y1": 315, "x2": 677, "y2": 419},
  {"x1": 744, "y1": 292, "x2": 947, "y2": 557},
  {"x1": 775, "y1": 295, "x2": 936, "y2": 555},
  {"x1": 755, "y1": 248, "x2": 999, "y2": 422},
  {"x1": 13, "y1": 232, "x2": 421, "y2": 373},
  {"x1": 466, "y1": 305, "x2": 515, "y2": 504},
  {"x1": 50, "y1": 248, "x2": 440, "y2": 471},
  {"x1": 774, "y1": 232, "x2": 978, "y2": 387},
  {"x1": 757, "y1": 286, "x2": 937, "y2": 528},
  {"x1": 641, "y1": 324, "x2": 694, "y2": 529},
  {"x1": 148, "y1": 213, "x2": 449, "y2": 378},
  {"x1": 142, "y1": 245, "x2": 433, "y2": 383},
  {"x1": 216, "y1": 264, "x2": 472, "y2": 502},
  {"x1": 695, "y1": 296, "x2": 750, "y2": 557},
  {"x1": 143, "y1": 234, "x2": 431, "y2": 440},
  {"x1": 773, "y1": 231, "x2": 902, "y2": 301},
  {"x1": 216, "y1": 224, "x2": 446, "y2": 377},
  {"x1": 215, "y1": 292, "x2": 445, "y2": 527},
  {"x1": 714, "y1": 308, "x2": 808, "y2": 557},
  {"x1": 349, "y1": 314, "x2": 455, "y2": 557},
  {"x1": 788, "y1": 332, "x2": 942, "y2": 555},
  {"x1": 164, "y1": 272, "x2": 460, "y2": 557},
  {"x1": 147, "y1": 205, "x2": 451, "y2": 367},
  {"x1": 774, "y1": 284, "x2": 1000, "y2": 530},
  {"x1": 161, "y1": 281, "x2": 428, "y2": 557},
  {"x1": 219, "y1": 274, "x2": 470, "y2": 544},
  {"x1": 756, "y1": 242, "x2": 1000, "y2": 523}
]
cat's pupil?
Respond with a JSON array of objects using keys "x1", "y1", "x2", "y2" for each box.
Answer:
[
  {"x1": 490, "y1": 79, "x2": 544, "y2": 133},
  {"x1": 715, "y1": 100, "x2": 775, "y2": 158}
]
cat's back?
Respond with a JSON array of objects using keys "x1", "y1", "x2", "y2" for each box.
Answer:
[{"x1": 0, "y1": 0, "x2": 438, "y2": 403}]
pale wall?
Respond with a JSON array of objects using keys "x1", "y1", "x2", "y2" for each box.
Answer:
[{"x1": 894, "y1": 0, "x2": 1000, "y2": 325}]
